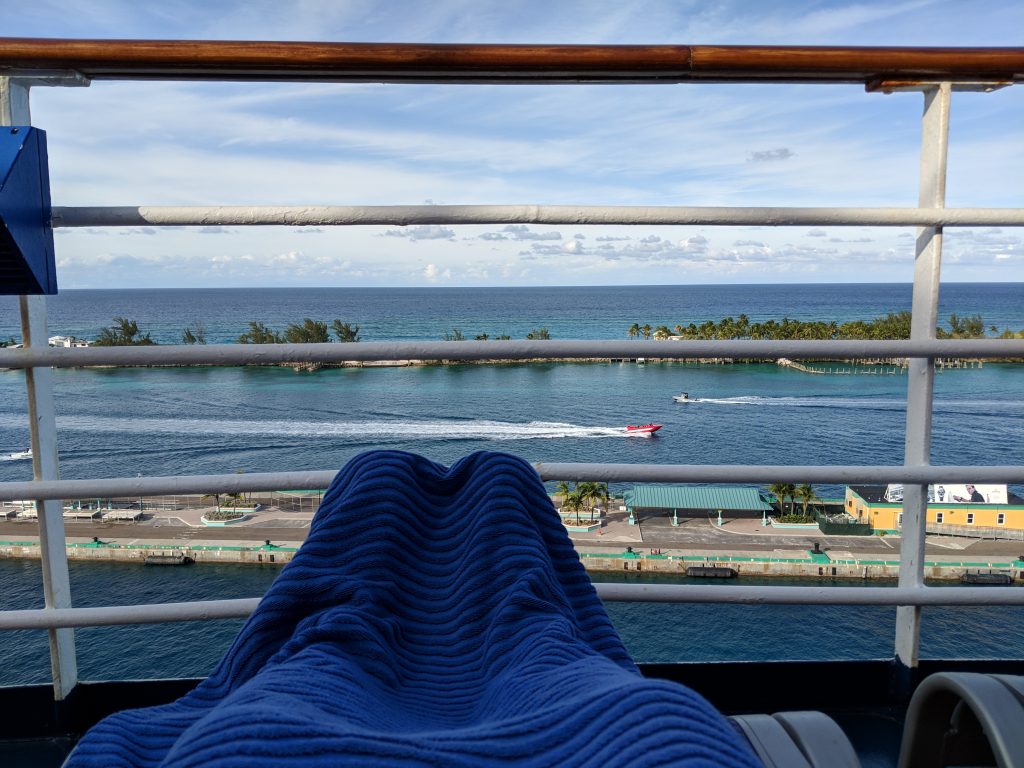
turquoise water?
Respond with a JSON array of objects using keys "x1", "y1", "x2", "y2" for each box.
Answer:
[
  {"x1": 2, "y1": 361, "x2": 1021, "y2": 490},
  {"x1": 0, "y1": 284, "x2": 1022, "y2": 685}
]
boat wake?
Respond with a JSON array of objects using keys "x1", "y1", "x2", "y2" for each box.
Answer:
[
  {"x1": 693, "y1": 396, "x2": 907, "y2": 409},
  {"x1": 36, "y1": 415, "x2": 628, "y2": 441},
  {"x1": 691, "y1": 396, "x2": 1024, "y2": 415}
]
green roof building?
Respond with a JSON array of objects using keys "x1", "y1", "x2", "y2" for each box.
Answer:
[{"x1": 623, "y1": 484, "x2": 774, "y2": 525}]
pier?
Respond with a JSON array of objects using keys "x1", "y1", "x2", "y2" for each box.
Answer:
[
  {"x1": 776, "y1": 357, "x2": 983, "y2": 375},
  {"x1": 2, "y1": 500, "x2": 1022, "y2": 582}
]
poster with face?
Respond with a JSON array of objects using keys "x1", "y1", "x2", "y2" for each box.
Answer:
[
  {"x1": 885, "y1": 484, "x2": 1007, "y2": 504},
  {"x1": 933, "y1": 484, "x2": 1007, "y2": 504}
]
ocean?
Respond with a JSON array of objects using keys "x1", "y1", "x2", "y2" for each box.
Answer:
[
  {"x1": 3, "y1": 283, "x2": 1024, "y2": 345},
  {"x1": 0, "y1": 283, "x2": 1022, "y2": 686}
]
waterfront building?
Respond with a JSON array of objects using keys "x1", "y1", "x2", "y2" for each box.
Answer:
[
  {"x1": 47, "y1": 335, "x2": 90, "y2": 347},
  {"x1": 623, "y1": 484, "x2": 774, "y2": 526},
  {"x1": 846, "y1": 485, "x2": 1024, "y2": 537}
]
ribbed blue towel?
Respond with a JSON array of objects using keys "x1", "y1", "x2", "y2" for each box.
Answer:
[{"x1": 67, "y1": 450, "x2": 760, "y2": 767}]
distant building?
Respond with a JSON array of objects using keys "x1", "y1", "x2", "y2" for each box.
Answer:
[
  {"x1": 48, "y1": 335, "x2": 90, "y2": 348},
  {"x1": 846, "y1": 485, "x2": 1024, "y2": 536}
]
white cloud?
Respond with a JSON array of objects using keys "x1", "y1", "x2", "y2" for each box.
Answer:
[
  {"x1": 423, "y1": 263, "x2": 453, "y2": 282},
  {"x1": 490, "y1": 225, "x2": 562, "y2": 241},
  {"x1": 384, "y1": 226, "x2": 456, "y2": 241},
  {"x1": 7, "y1": 0, "x2": 1022, "y2": 287}
]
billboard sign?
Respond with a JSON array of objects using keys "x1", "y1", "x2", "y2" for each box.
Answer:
[{"x1": 885, "y1": 484, "x2": 1007, "y2": 504}]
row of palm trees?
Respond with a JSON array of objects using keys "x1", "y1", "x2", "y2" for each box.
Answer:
[
  {"x1": 768, "y1": 483, "x2": 819, "y2": 520},
  {"x1": 628, "y1": 312, "x2": 1022, "y2": 343},
  {"x1": 555, "y1": 481, "x2": 609, "y2": 525},
  {"x1": 443, "y1": 328, "x2": 551, "y2": 340},
  {"x1": 237, "y1": 319, "x2": 361, "y2": 344}
]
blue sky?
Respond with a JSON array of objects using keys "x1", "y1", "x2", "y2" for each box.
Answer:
[{"x1": 7, "y1": 0, "x2": 1024, "y2": 288}]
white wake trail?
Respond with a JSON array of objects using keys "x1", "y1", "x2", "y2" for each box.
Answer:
[{"x1": 36, "y1": 415, "x2": 628, "y2": 441}]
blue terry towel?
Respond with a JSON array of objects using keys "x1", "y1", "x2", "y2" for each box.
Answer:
[{"x1": 66, "y1": 450, "x2": 761, "y2": 767}]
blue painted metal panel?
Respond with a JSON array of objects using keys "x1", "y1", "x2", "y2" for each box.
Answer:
[{"x1": 0, "y1": 126, "x2": 56, "y2": 295}]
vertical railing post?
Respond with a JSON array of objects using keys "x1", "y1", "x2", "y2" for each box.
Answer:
[
  {"x1": 894, "y1": 82, "x2": 951, "y2": 689},
  {"x1": 1, "y1": 76, "x2": 78, "y2": 700}
]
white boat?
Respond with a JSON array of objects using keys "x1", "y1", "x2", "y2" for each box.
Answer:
[
  {"x1": 6, "y1": 448, "x2": 32, "y2": 461},
  {"x1": 672, "y1": 392, "x2": 693, "y2": 403}
]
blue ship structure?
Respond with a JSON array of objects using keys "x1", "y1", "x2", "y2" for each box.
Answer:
[{"x1": 0, "y1": 126, "x2": 56, "y2": 295}]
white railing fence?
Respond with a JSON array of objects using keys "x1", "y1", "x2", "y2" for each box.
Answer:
[{"x1": 0, "y1": 41, "x2": 1021, "y2": 700}]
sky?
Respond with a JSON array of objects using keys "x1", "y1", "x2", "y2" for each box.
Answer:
[{"x1": 5, "y1": 0, "x2": 1023, "y2": 288}]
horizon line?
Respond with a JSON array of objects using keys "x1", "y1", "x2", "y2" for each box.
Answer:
[{"x1": 43, "y1": 280, "x2": 1024, "y2": 291}]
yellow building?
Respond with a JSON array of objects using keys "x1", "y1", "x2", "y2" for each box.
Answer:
[{"x1": 845, "y1": 485, "x2": 1024, "y2": 536}]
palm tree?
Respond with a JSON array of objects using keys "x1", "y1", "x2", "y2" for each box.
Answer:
[
  {"x1": 768, "y1": 483, "x2": 789, "y2": 516},
  {"x1": 794, "y1": 484, "x2": 818, "y2": 518},
  {"x1": 782, "y1": 483, "x2": 796, "y2": 514},
  {"x1": 331, "y1": 320, "x2": 361, "y2": 343},
  {"x1": 628, "y1": 323, "x2": 640, "y2": 340},
  {"x1": 237, "y1": 321, "x2": 282, "y2": 344},
  {"x1": 641, "y1": 324, "x2": 652, "y2": 340},
  {"x1": 181, "y1": 321, "x2": 207, "y2": 344},
  {"x1": 577, "y1": 481, "x2": 603, "y2": 521},
  {"x1": 94, "y1": 317, "x2": 156, "y2": 346},
  {"x1": 593, "y1": 482, "x2": 610, "y2": 520},
  {"x1": 563, "y1": 488, "x2": 585, "y2": 526},
  {"x1": 555, "y1": 481, "x2": 572, "y2": 510},
  {"x1": 284, "y1": 318, "x2": 330, "y2": 343}
]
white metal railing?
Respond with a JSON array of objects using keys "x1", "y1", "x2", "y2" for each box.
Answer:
[
  {"x1": 1, "y1": 465, "x2": 1022, "y2": 504},
  {"x1": 3, "y1": 338, "x2": 1024, "y2": 368},
  {"x1": 49, "y1": 204, "x2": 1024, "y2": 228},
  {"x1": 0, "y1": 45, "x2": 1022, "y2": 701},
  {"x1": 4, "y1": 583, "x2": 1024, "y2": 633}
]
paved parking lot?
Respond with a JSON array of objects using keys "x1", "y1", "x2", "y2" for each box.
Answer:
[{"x1": 570, "y1": 511, "x2": 1024, "y2": 558}]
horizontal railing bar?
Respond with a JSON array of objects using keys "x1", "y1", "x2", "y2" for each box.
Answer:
[
  {"x1": 51, "y1": 205, "x2": 1024, "y2": 229},
  {"x1": 0, "y1": 470, "x2": 339, "y2": 501},
  {"x1": 1, "y1": 39, "x2": 1022, "y2": 84},
  {"x1": 535, "y1": 464, "x2": 1023, "y2": 484},
  {"x1": 3, "y1": 339, "x2": 1023, "y2": 369},
  {"x1": 594, "y1": 584, "x2": 1024, "y2": 606},
  {"x1": 1, "y1": 465, "x2": 1020, "y2": 502},
  {"x1": 2, "y1": 584, "x2": 1024, "y2": 629},
  {"x1": 0, "y1": 599, "x2": 262, "y2": 629}
]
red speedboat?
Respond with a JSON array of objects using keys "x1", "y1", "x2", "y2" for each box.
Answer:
[{"x1": 625, "y1": 424, "x2": 662, "y2": 435}]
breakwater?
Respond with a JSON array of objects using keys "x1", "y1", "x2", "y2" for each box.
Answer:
[
  {"x1": 775, "y1": 357, "x2": 986, "y2": 375},
  {"x1": 581, "y1": 550, "x2": 1023, "y2": 581},
  {"x1": 2, "y1": 538, "x2": 1020, "y2": 582}
]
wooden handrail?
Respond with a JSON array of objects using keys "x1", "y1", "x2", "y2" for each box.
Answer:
[{"x1": 0, "y1": 38, "x2": 1020, "y2": 84}]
